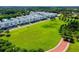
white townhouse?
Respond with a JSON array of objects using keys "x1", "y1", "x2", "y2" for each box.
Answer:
[{"x1": 0, "y1": 12, "x2": 57, "y2": 30}]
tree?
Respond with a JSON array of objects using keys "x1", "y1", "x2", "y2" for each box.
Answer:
[
  {"x1": 6, "y1": 34, "x2": 11, "y2": 37},
  {"x1": 59, "y1": 20, "x2": 79, "y2": 43}
]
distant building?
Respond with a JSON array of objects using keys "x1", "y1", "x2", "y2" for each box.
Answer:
[{"x1": 0, "y1": 12, "x2": 57, "y2": 30}]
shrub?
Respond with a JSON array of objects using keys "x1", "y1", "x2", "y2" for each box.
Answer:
[
  {"x1": 6, "y1": 34, "x2": 11, "y2": 37},
  {"x1": 29, "y1": 49, "x2": 37, "y2": 52},
  {"x1": 37, "y1": 48, "x2": 44, "y2": 52},
  {"x1": 0, "y1": 33, "x2": 5, "y2": 37}
]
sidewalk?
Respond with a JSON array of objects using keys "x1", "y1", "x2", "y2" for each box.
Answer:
[{"x1": 47, "y1": 38, "x2": 70, "y2": 52}]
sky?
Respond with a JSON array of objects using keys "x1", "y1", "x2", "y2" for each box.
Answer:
[{"x1": 0, "y1": 0, "x2": 79, "y2": 6}]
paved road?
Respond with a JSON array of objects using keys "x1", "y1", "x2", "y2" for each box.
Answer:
[
  {"x1": 10, "y1": 20, "x2": 48, "y2": 31},
  {"x1": 48, "y1": 38, "x2": 70, "y2": 52}
]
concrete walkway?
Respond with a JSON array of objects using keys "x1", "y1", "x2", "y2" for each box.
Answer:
[{"x1": 47, "y1": 38, "x2": 70, "y2": 52}]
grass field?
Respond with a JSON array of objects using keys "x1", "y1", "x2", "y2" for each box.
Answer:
[
  {"x1": 66, "y1": 21, "x2": 79, "y2": 52},
  {"x1": 67, "y1": 41, "x2": 79, "y2": 52},
  {"x1": 67, "y1": 32, "x2": 79, "y2": 52},
  {"x1": 3, "y1": 18, "x2": 64, "y2": 51}
]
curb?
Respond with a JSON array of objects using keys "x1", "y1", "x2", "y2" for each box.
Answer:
[
  {"x1": 46, "y1": 38, "x2": 70, "y2": 52},
  {"x1": 10, "y1": 20, "x2": 48, "y2": 31},
  {"x1": 46, "y1": 38, "x2": 63, "y2": 52},
  {"x1": 63, "y1": 42, "x2": 70, "y2": 52}
]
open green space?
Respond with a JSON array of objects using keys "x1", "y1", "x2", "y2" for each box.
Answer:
[
  {"x1": 67, "y1": 32, "x2": 79, "y2": 52},
  {"x1": 3, "y1": 18, "x2": 65, "y2": 51},
  {"x1": 67, "y1": 41, "x2": 79, "y2": 52}
]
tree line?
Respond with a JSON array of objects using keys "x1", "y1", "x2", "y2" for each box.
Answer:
[
  {"x1": 59, "y1": 19, "x2": 79, "y2": 43},
  {"x1": 1, "y1": 7, "x2": 79, "y2": 20}
]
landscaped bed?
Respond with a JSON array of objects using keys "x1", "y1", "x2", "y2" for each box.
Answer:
[{"x1": 3, "y1": 18, "x2": 64, "y2": 51}]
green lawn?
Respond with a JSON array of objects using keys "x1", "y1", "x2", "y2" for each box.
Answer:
[
  {"x1": 3, "y1": 18, "x2": 64, "y2": 51},
  {"x1": 67, "y1": 32, "x2": 79, "y2": 52},
  {"x1": 67, "y1": 41, "x2": 79, "y2": 52}
]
